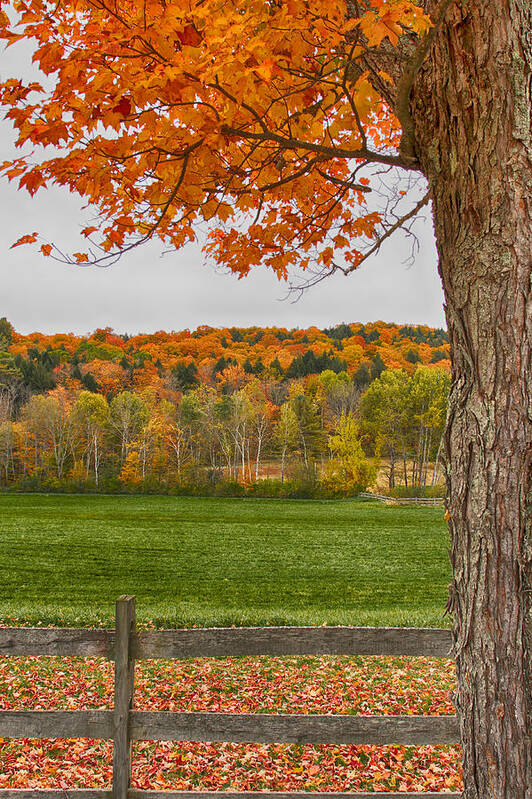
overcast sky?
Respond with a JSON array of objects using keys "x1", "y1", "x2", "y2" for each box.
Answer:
[{"x1": 1, "y1": 40, "x2": 446, "y2": 337}]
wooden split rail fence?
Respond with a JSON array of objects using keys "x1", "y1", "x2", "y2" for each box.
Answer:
[
  {"x1": 0, "y1": 596, "x2": 461, "y2": 799},
  {"x1": 358, "y1": 494, "x2": 444, "y2": 506}
]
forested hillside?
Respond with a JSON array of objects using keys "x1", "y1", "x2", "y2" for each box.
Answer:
[{"x1": 0, "y1": 318, "x2": 449, "y2": 496}]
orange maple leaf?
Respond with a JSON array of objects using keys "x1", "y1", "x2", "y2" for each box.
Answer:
[
  {"x1": 254, "y1": 59, "x2": 276, "y2": 82},
  {"x1": 11, "y1": 232, "x2": 38, "y2": 248},
  {"x1": 81, "y1": 226, "x2": 98, "y2": 237}
]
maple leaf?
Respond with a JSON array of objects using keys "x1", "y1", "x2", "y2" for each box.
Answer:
[
  {"x1": 81, "y1": 226, "x2": 98, "y2": 237},
  {"x1": 19, "y1": 171, "x2": 46, "y2": 196},
  {"x1": 0, "y1": 0, "x2": 430, "y2": 280},
  {"x1": 177, "y1": 24, "x2": 203, "y2": 47},
  {"x1": 112, "y1": 97, "x2": 132, "y2": 117},
  {"x1": 254, "y1": 59, "x2": 276, "y2": 82},
  {"x1": 11, "y1": 232, "x2": 38, "y2": 248},
  {"x1": 0, "y1": 654, "x2": 461, "y2": 790}
]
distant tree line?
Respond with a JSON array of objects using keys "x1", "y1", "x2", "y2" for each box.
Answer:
[{"x1": 0, "y1": 317, "x2": 450, "y2": 496}]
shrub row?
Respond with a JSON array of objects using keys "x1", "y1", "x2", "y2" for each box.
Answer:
[{"x1": 2, "y1": 475, "x2": 363, "y2": 500}]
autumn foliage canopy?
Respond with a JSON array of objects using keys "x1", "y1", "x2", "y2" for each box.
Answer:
[{"x1": 1, "y1": 0, "x2": 431, "y2": 273}]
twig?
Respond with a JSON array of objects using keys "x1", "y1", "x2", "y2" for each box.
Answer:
[{"x1": 341, "y1": 190, "x2": 431, "y2": 275}]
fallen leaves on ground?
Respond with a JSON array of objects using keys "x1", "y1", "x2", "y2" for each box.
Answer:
[{"x1": 0, "y1": 655, "x2": 462, "y2": 792}]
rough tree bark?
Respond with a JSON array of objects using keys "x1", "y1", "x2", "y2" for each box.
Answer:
[{"x1": 410, "y1": 2, "x2": 532, "y2": 796}]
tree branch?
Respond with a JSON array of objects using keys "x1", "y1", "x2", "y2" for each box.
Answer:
[
  {"x1": 395, "y1": 0, "x2": 456, "y2": 162},
  {"x1": 220, "y1": 125, "x2": 414, "y2": 169},
  {"x1": 316, "y1": 167, "x2": 371, "y2": 193},
  {"x1": 342, "y1": 190, "x2": 431, "y2": 274}
]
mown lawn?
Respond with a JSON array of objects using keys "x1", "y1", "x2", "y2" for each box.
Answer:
[{"x1": 0, "y1": 494, "x2": 451, "y2": 628}]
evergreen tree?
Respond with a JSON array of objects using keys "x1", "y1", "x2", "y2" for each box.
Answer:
[
  {"x1": 172, "y1": 361, "x2": 199, "y2": 392},
  {"x1": 370, "y1": 354, "x2": 386, "y2": 380}
]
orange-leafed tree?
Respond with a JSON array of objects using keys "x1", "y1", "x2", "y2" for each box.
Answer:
[
  {"x1": 1, "y1": 1, "x2": 531, "y2": 795},
  {"x1": 81, "y1": 359, "x2": 128, "y2": 397}
]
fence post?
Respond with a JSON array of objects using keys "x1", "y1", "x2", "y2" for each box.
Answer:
[{"x1": 113, "y1": 595, "x2": 136, "y2": 799}]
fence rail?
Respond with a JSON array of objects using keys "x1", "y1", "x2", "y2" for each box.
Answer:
[
  {"x1": 0, "y1": 596, "x2": 460, "y2": 799},
  {"x1": 0, "y1": 625, "x2": 453, "y2": 659},
  {"x1": 359, "y1": 493, "x2": 444, "y2": 506}
]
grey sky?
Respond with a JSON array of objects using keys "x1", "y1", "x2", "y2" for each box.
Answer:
[{"x1": 1, "y1": 39, "x2": 446, "y2": 337}]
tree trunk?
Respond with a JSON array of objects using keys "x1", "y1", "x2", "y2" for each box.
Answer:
[
  {"x1": 413, "y1": 424, "x2": 422, "y2": 486},
  {"x1": 255, "y1": 437, "x2": 261, "y2": 480},
  {"x1": 94, "y1": 434, "x2": 99, "y2": 487},
  {"x1": 85, "y1": 423, "x2": 91, "y2": 478},
  {"x1": 388, "y1": 444, "x2": 396, "y2": 490},
  {"x1": 423, "y1": 428, "x2": 432, "y2": 487},
  {"x1": 300, "y1": 432, "x2": 308, "y2": 469},
  {"x1": 432, "y1": 434, "x2": 443, "y2": 487},
  {"x1": 402, "y1": 445, "x2": 408, "y2": 487},
  {"x1": 411, "y1": 2, "x2": 532, "y2": 796},
  {"x1": 22, "y1": 430, "x2": 27, "y2": 477}
]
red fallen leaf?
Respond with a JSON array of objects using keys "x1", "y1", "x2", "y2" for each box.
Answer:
[
  {"x1": 113, "y1": 97, "x2": 132, "y2": 117},
  {"x1": 40, "y1": 244, "x2": 52, "y2": 256},
  {"x1": 0, "y1": 656, "x2": 461, "y2": 791}
]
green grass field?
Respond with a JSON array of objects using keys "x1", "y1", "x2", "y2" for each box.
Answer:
[{"x1": 0, "y1": 494, "x2": 451, "y2": 628}]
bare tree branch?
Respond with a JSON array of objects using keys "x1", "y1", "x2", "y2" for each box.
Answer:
[
  {"x1": 316, "y1": 167, "x2": 372, "y2": 193},
  {"x1": 144, "y1": 139, "x2": 203, "y2": 236},
  {"x1": 342, "y1": 190, "x2": 431, "y2": 274}
]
